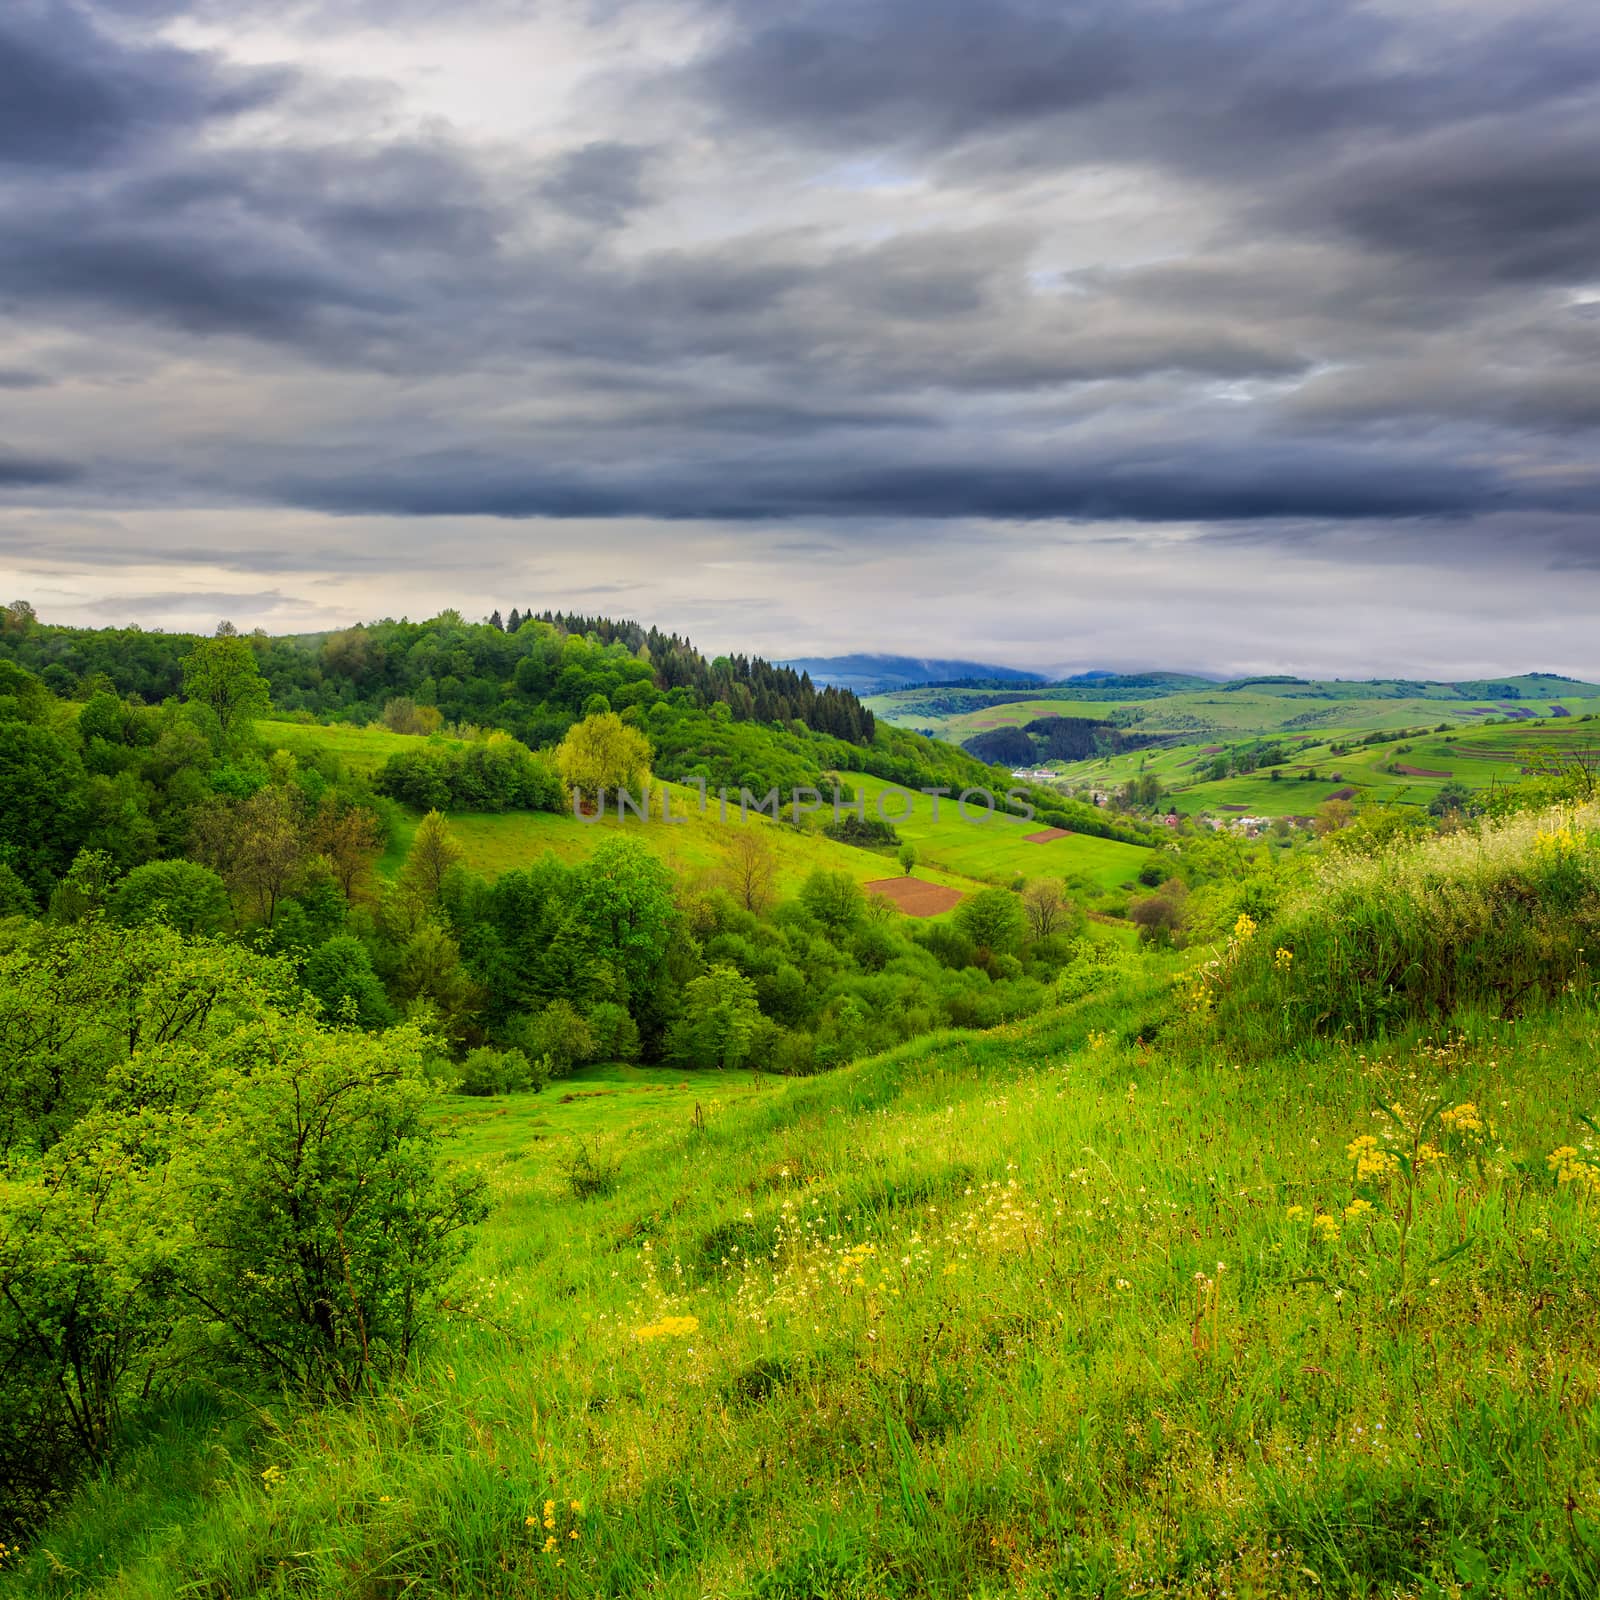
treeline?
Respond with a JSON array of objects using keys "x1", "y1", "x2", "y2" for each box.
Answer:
[
  {"x1": 0, "y1": 605, "x2": 874, "y2": 747},
  {"x1": 533, "y1": 610, "x2": 873, "y2": 742},
  {"x1": 963, "y1": 716, "x2": 1174, "y2": 768}
]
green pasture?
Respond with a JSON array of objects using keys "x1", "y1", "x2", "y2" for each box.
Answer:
[
  {"x1": 1056, "y1": 715, "x2": 1600, "y2": 818},
  {"x1": 378, "y1": 783, "x2": 990, "y2": 907},
  {"x1": 845, "y1": 772, "x2": 1153, "y2": 889},
  {"x1": 256, "y1": 716, "x2": 447, "y2": 772}
]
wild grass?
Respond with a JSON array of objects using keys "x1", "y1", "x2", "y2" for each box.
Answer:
[
  {"x1": 1209, "y1": 801, "x2": 1600, "y2": 1046},
  {"x1": 11, "y1": 952, "x2": 1600, "y2": 1597}
]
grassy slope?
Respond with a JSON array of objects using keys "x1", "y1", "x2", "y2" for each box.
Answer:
[
  {"x1": 260, "y1": 719, "x2": 1147, "y2": 901},
  {"x1": 1058, "y1": 717, "x2": 1600, "y2": 817},
  {"x1": 21, "y1": 975, "x2": 1600, "y2": 1596},
  {"x1": 848, "y1": 773, "x2": 1153, "y2": 890},
  {"x1": 868, "y1": 684, "x2": 1600, "y2": 744}
]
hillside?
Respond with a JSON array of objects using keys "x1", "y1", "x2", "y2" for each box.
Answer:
[
  {"x1": 255, "y1": 719, "x2": 1152, "y2": 905},
  {"x1": 1047, "y1": 715, "x2": 1600, "y2": 821},
  {"x1": 14, "y1": 798, "x2": 1600, "y2": 1595},
  {"x1": 869, "y1": 673, "x2": 1600, "y2": 746}
]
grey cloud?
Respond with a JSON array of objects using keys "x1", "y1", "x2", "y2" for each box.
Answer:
[
  {"x1": 540, "y1": 142, "x2": 656, "y2": 227},
  {"x1": 267, "y1": 438, "x2": 1544, "y2": 525},
  {"x1": 0, "y1": 0, "x2": 291, "y2": 170},
  {"x1": 0, "y1": 446, "x2": 80, "y2": 486}
]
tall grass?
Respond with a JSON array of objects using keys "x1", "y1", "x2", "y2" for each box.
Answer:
[
  {"x1": 8, "y1": 956, "x2": 1600, "y2": 1597},
  {"x1": 1213, "y1": 801, "x2": 1600, "y2": 1046}
]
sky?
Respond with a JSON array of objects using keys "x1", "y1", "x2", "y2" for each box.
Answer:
[{"x1": 2, "y1": 0, "x2": 1598, "y2": 678}]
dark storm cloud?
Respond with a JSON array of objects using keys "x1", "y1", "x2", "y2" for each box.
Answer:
[
  {"x1": 690, "y1": 0, "x2": 1600, "y2": 175},
  {"x1": 270, "y1": 440, "x2": 1544, "y2": 525},
  {"x1": 0, "y1": 0, "x2": 291, "y2": 169},
  {"x1": 5, "y1": 0, "x2": 1600, "y2": 636},
  {"x1": 540, "y1": 142, "x2": 657, "y2": 227}
]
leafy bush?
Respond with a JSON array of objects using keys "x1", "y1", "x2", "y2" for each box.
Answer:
[{"x1": 456, "y1": 1044, "x2": 542, "y2": 1095}]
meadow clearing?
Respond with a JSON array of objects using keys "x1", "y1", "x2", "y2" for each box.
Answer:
[{"x1": 257, "y1": 719, "x2": 1154, "y2": 904}]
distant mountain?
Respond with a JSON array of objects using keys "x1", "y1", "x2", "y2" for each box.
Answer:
[{"x1": 779, "y1": 654, "x2": 1047, "y2": 696}]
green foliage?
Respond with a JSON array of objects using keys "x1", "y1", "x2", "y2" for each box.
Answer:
[
  {"x1": 0, "y1": 929, "x2": 484, "y2": 1537},
  {"x1": 1208, "y1": 802, "x2": 1600, "y2": 1046},
  {"x1": 455, "y1": 1044, "x2": 544, "y2": 1096},
  {"x1": 567, "y1": 837, "x2": 677, "y2": 1008},
  {"x1": 953, "y1": 885, "x2": 1025, "y2": 955},
  {"x1": 798, "y1": 868, "x2": 864, "y2": 935},
  {"x1": 300, "y1": 934, "x2": 394, "y2": 1029},
  {"x1": 556, "y1": 710, "x2": 652, "y2": 809},
  {"x1": 0, "y1": 719, "x2": 87, "y2": 898},
  {"x1": 109, "y1": 859, "x2": 232, "y2": 935},
  {"x1": 668, "y1": 962, "x2": 762, "y2": 1068},
  {"x1": 511, "y1": 998, "x2": 596, "y2": 1079},
  {"x1": 179, "y1": 634, "x2": 270, "y2": 744},
  {"x1": 376, "y1": 733, "x2": 560, "y2": 813}
]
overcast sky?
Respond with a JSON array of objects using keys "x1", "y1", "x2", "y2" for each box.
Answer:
[{"x1": 3, "y1": 0, "x2": 1598, "y2": 676}]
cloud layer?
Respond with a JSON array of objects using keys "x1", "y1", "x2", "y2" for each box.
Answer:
[{"x1": 1, "y1": 0, "x2": 1597, "y2": 671}]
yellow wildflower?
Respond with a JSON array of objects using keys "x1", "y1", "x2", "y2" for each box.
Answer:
[
  {"x1": 1548, "y1": 1147, "x2": 1600, "y2": 1195},
  {"x1": 1313, "y1": 1213, "x2": 1341, "y2": 1242},
  {"x1": 634, "y1": 1314, "x2": 700, "y2": 1340},
  {"x1": 1347, "y1": 1134, "x2": 1398, "y2": 1182},
  {"x1": 1285, "y1": 1204, "x2": 1306, "y2": 1221},
  {"x1": 1344, "y1": 1197, "x2": 1375, "y2": 1222},
  {"x1": 1273, "y1": 946, "x2": 1293, "y2": 973}
]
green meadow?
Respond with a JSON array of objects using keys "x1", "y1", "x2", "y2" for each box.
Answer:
[
  {"x1": 1057, "y1": 717, "x2": 1600, "y2": 819},
  {"x1": 20, "y1": 836, "x2": 1600, "y2": 1596},
  {"x1": 846, "y1": 773, "x2": 1154, "y2": 889},
  {"x1": 868, "y1": 679, "x2": 1600, "y2": 747},
  {"x1": 258, "y1": 718, "x2": 1152, "y2": 904}
]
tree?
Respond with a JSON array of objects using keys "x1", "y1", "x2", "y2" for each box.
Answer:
[
  {"x1": 897, "y1": 842, "x2": 918, "y2": 876},
  {"x1": 160, "y1": 1016, "x2": 487, "y2": 1397},
  {"x1": 301, "y1": 934, "x2": 394, "y2": 1029},
  {"x1": 569, "y1": 838, "x2": 676, "y2": 1006},
  {"x1": 670, "y1": 963, "x2": 761, "y2": 1068},
  {"x1": 399, "y1": 810, "x2": 464, "y2": 912},
  {"x1": 192, "y1": 785, "x2": 306, "y2": 926},
  {"x1": 1020, "y1": 880, "x2": 1068, "y2": 939},
  {"x1": 382, "y1": 697, "x2": 443, "y2": 736},
  {"x1": 556, "y1": 711, "x2": 652, "y2": 811},
  {"x1": 955, "y1": 887, "x2": 1025, "y2": 955},
  {"x1": 311, "y1": 797, "x2": 384, "y2": 902},
  {"x1": 109, "y1": 859, "x2": 231, "y2": 934},
  {"x1": 1129, "y1": 879, "x2": 1188, "y2": 947},
  {"x1": 799, "y1": 868, "x2": 864, "y2": 935},
  {"x1": 512, "y1": 997, "x2": 595, "y2": 1077},
  {"x1": 1314, "y1": 797, "x2": 1355, "y2": 837},
  {"x1": 179, "y1": 634, "x2": 269, "y2": 742},
  {"x1": 0, "y1": 720, "x2": 87, "y2": 899},
  {"x1": 724, "y1": 826, "x2": 777, "y2": 913}
]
